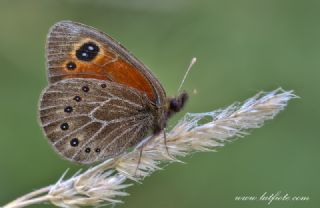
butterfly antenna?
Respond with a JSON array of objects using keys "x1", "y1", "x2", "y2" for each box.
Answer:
[{"x1": 178, "y1": 57, "x2": 197, "y2": 93}]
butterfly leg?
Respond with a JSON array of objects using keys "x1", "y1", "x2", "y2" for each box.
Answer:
[
  {"x1": 134, "y1": 145, "x2": 144, "y2": 177},
  {"x1": 163, "y1": 129, "x2": 175, "y2": 160},
  {"x1": 134, "y1": 129, "x2": 175, "y2": 176},
  {"x1": 134, "y1": 136, "x2": 152, "y2": 177}
]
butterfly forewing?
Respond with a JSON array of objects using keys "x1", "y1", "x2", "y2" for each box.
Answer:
[
  {"x1": 39, "y1": 78, "x2": 155, "y2": 164},
  {"x1": 46, "y1": 21, "x2": 166, "y2": 104}
]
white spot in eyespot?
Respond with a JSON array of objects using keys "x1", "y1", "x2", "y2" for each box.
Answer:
[
  {"x1": 82, "y1": 52, "x2": 88, "y2": 57},
  {"x1": 88, "y1": 45, "x2": 94, "y2": 51}
]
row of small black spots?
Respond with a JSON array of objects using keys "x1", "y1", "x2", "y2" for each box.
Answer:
[
  {"x1": 59, "y1": 88, "x2": 88, "y2": 131},
  {"x1": 71, "y1": 84, "x2": 105, "y2": 103},
  {"x1": 59, "y1": 86, "x2": 86, "y2": 148},
  {"x1": 70, "y1": 138, "x2": 100, "y2": 153},
  {"x1": 81, "y1": 81, "x2": 107, "y2": 93},
  {"x1": 61, "y1": 84, "x2": 106, "y2": 128},
  {"x1": 60, "y1": 80, "x2": 105, "y2": 153}
]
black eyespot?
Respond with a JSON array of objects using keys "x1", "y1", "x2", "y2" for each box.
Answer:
[
  {"x1": 66, "y1": 62, "x2": 76, "y2": 70},
  {"x1": 101, "y1": 83, "x2": 106, "y2": 88},
  {"x1": 60, "y1": 123, "x2": 69, "y2": 130},
  {"x1": 82, "y1": 86, "x2": 89, "y2": 92},
  {"x1": 64, "y1": 106, "x2": 73, "y2": 113},
  {"x1": 70, "y1": 138, "x2": 79, "y2": 147},
  {"x1": 95, "y1": 148, "x2": 101, "y2": 153},
  {"x1": 76, "y1": 42, "x2": 100, "y2": 61},
  {"x1": 73, "y1": 96, "x2": 82, "y2": 102},
  {"x1": 85, "y1": 148, "x2": 91, "y2": 153}
]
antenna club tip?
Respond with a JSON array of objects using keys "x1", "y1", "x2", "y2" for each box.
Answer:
[{"x1": 191, "y1": 57, "x2": 197, "y2": 64}]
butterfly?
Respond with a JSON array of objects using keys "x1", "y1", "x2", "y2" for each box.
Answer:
[{"x1": 38, "y1": 21, "x2": 188, "y2": 164}]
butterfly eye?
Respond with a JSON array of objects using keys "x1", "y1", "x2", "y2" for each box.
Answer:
[
  {"x1": 76, "y1": 42, "x2": 100, "y2": 61},
  {"x1": 170, "y1": 100, "x2": 179, "y2": 111}
]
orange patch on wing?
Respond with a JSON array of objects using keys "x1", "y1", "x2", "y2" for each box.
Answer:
[
  {"x1": 59, "y1": 44, "x2": 156, "y2": 102},
  {"x1": 106, "y1": 59, "x2": 155, "y2": 101}
]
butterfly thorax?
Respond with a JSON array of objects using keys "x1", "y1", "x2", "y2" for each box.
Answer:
[{"x1": 152, "y1": 91, "x2": 189, "y2": 135}]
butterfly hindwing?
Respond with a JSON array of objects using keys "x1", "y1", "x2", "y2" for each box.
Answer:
[{"x1": 39, "y1": 78, "x2": 154, "y2": 164}]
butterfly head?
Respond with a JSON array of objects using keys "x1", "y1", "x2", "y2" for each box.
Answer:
[
  {"x1": 164, "y1": 91, "x2": 189, "y2": 126},
  {"x1": 168, "y1": 91, "x2": 189, "y2": 116}
]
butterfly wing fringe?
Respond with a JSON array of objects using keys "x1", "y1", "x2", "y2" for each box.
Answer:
[{"x1": 44, "y1": 88, "x2": 296, "y2": 208}]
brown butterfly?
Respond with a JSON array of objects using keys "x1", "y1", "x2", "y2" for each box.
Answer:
[{"x1": 39, "y1": 21, "x2": 188, "y2": 164}]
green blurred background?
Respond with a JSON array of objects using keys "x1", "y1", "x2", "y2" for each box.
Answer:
[{"x1": 0, "y1": 0, "x2": 319, "y2": 207}]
